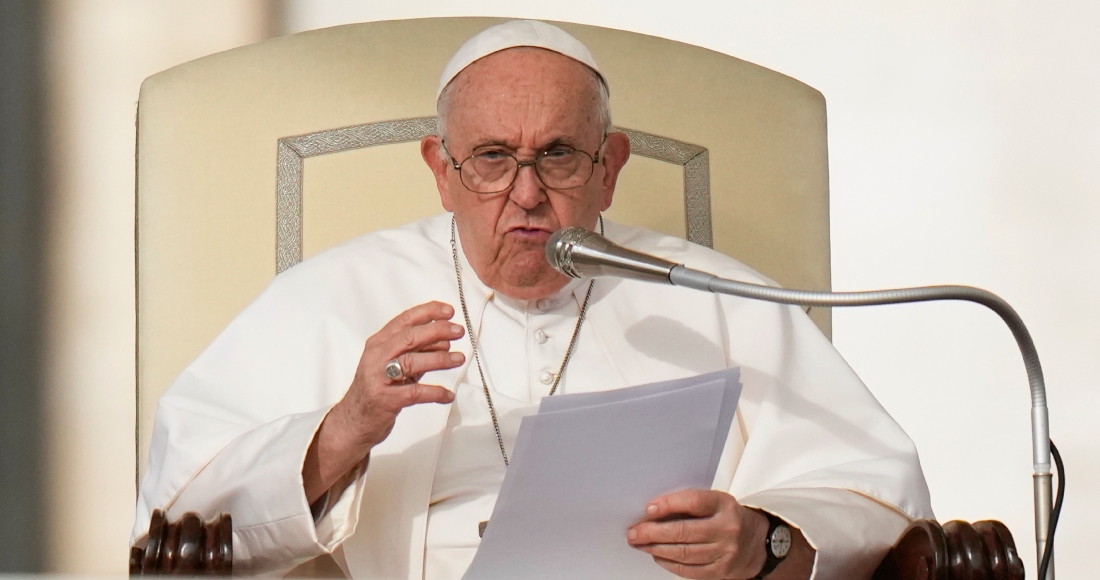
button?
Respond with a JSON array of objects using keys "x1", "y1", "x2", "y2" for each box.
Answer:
[
  {"x1": 539, "y1": 371, "x2": 554, "y2": 385},
  {"x1": 534, "y1": 329, "x2": 548, "y2": 344},
  {"x1": 536, "y1": 298, "x2": 552, "y2": 312}
]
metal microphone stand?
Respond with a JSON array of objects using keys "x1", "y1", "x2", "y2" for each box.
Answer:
[{"x1": 668, "y1": 266, "x2": 1056, "y2": 579}]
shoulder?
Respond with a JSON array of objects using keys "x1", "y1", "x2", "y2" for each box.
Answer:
[
  {"x1": 269, "y1": 213, "x2": 454, "y2": 293},
  {"x1": 226, "y1": 213, "x2": 457, "y2": 330}
]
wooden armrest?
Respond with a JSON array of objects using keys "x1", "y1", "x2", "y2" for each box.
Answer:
[
  {"x1": 873, "y1": 519, "x2": 1024, "y2": 580},
  {"x1": 129, "y1": 511, "x2": 1023, "y2": 579},
  {"x1": 129, "y1": 510, "x2": 232, "y2": 576}
]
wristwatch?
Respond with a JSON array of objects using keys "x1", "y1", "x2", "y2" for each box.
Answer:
[{"x1": 753, "y1": 510, "x2": 792, "y2": 579}]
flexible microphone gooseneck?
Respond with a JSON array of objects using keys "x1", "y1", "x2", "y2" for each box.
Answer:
[{"x1": 546, "y1": 227, "x2": 1057, "y2": 579}]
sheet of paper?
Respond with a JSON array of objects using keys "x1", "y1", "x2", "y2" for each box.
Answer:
[
  {"x1": 464, "y1": 370, "x2": 743, "y2": 580},
  {"x1": 536, "y1": 367, "x2": 741, "y2": 479},
  {"x1": 535, "y1": 368, "x2": 741, "y2": 415}
]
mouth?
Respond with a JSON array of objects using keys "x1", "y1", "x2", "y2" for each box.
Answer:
[{"x1": 506, "y1": 226, "x2": 553, "y2": 242}]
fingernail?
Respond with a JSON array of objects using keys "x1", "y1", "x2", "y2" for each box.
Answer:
[
  {"x1": 442, "y1": 304, "x2": 454, "y2": 316},
  {"x1": 627, "y1": 529, "x2": 637, "y2": 542},
  {"x1": 449, "y1": 352, "x2": 464, "y2": 363},
  {"x1": 450, "y1": 324, "x2": 463, "y2": 334},
  {"x1": 646, "y1": 504, "x2": 657, "y2": 515}
]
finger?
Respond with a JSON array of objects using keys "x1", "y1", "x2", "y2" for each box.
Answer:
[
  {"x1": 375, "y1": 302, "x2": 456, "y2": 342},
  {"x1": 393, "y1": 383, "x2": 455, "y2": 407},
  {"x1": 383, "y1": 320, "x2": 464, "y2": 360},
  {"x1": 650, "y1": 555, "x2": 723, "y2": 580},
  {"x1": 636, "y1": 542, "x2": 722, "y2": 566},
  {"x1": 418, "y1": 340, "x2": 452, "y2": 352},
  {"x1": 390, "y1": 350, "x2": 465, "y2": 381},
  {"x1": 642, "y1": 489, "x2": 723, "y2": 521},
  {"x1": 628, "y1": 517, "x2": 716, "y2": 546}
]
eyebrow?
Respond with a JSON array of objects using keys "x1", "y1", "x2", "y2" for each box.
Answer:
[
  {"x1": 471, "y1": 137, "x2": 577, "y2": 152},
  {"x1": 471, "y1": 139, "x2": 514, "y2": 151}
]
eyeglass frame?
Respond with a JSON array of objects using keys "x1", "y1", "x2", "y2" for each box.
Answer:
[{"x1": 440, "y1": 136, "x2": 607, "y2": 194}]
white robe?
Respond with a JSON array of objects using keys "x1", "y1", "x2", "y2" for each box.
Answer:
[{"x1": 133, "y1": 213, "x2": 933, "y2": 579}]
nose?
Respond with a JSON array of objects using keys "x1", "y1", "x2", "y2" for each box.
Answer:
[{"x1": 508, "y1": 162, "x2": 547, "y2": 210}]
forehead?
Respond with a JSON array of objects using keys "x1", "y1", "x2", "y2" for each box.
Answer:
[{"x1": 444, "y1": 48, "x2": 602, "y2": 148}]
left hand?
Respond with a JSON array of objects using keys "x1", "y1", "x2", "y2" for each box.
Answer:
[{"x1": 627, "y1": 489, "x2": 769, "y2": 580}]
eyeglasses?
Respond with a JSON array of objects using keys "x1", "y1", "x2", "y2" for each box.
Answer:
[{"x1": 442, "y1": 139, "x2": 604, "y2": 194}]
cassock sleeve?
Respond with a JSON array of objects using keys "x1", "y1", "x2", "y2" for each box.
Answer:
[
  {"x1": 132, "y1": 258, "x2": 377, "y2": 575},
  {"x1": 715, "y1": 271, "x2": 934, "y2": 579},
  {"x1": 740, "y1": 487, "x2": 912, "y2": 579}
]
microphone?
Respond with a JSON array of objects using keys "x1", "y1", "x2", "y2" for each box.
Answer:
[
  {"x1": 545, "y1": 227, "x2": 678, "y2": 284},
  {"x1": 545, "y1": 226, "x2": 1057, "y2": 577}
]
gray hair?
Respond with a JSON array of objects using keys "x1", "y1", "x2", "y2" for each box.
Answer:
[{"x1": 436, "y1": 66, "x2": 612, "y2": 146}]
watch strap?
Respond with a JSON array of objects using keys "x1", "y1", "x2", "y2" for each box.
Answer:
[{"x1": 753, "y1": 510, "x2": 790, "y2": 579}]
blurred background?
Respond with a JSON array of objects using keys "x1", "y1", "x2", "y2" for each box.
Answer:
[{"x1": 1, "y1": 0, "x2": 1096, "y2": 577}]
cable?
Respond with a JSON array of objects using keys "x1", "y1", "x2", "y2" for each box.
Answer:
[{"x1": 1038, "y1": 439, "x2": 1064, "y2": 579}]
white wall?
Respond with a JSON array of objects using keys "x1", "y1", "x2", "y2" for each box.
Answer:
[{"x1": 283, "y1": 2, "x2": 1097, "y2": 578}]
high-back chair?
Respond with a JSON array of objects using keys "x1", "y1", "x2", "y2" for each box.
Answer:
[
  {"x1": 133, "y1": 18, "x2": 1022, "y2": 579},
  {"x1": 136, "y1": 17, "x2": 833, "y2": 483}
]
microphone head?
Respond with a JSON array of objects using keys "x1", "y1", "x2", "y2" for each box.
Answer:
[
  {"x1": 546, "y1": 227, "x2": 594, "y2": 278},
  {"x1": 546, "y1": 226, "x2": 678, "y2": 283}
]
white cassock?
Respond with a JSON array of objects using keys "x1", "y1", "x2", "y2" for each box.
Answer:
[{"x1": 133, "y1": 213, "x2": 933, "y2": 579}]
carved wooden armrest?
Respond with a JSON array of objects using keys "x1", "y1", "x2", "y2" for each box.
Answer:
[
  {"x1": 130, "y1": 510, "x2": 232, "y2": 576},
  {"x1": 128, "y1": 511, "x2": 1024, "y2": 579},
  {"x1": 873, "y1": 519, "x2": 1024, "y2": 580}
]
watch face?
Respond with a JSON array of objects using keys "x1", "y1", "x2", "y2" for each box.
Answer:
[{"x1": 769, "y1": 525, "x2": 793, "y2": 558}]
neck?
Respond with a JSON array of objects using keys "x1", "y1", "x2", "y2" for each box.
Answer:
[{"x1": 490, "y1": 275, "x2": 572, "y2": 302}]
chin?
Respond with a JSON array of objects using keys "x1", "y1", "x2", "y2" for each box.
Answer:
[
  {"x1": 498, "y1": 266, "x2": 568, "y2": 300},
  {"x1": 484, "y1": 248, "x2": 567, "y2": 297},
  {"x1": 500, "y1": 281, "x2": 569, "y2": 301},
  {"x1": 506, "y1": 267, "x2": 559, "y2": 288}
]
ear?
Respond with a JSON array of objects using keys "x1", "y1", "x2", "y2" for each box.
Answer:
[
  {"x1": 597, "y1": 131, "x2": 631, "y2": 211},
  {"x1": 421, "y1": 135, "x2": 455, "y2": 211}
]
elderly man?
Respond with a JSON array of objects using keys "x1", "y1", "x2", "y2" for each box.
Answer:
[{"x1": 134, "y1": 20, "x2": 932, "y2": 580}]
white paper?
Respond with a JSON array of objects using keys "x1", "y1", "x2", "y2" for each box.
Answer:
[
  {"x1": 537, "y1": 368, "x2": 741, "y2": 479},
  {"x1": 464, "y1": 368, "x2": 743, "y2": 579}
]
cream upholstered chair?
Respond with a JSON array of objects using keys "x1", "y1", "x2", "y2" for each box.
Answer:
[{"x1": 135, "y1": 18, "x2": 832, "y2": 486}]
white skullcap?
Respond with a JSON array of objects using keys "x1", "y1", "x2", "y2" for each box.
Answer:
[{"x1": 437, "y1": 20, "x2": 606, "y2": 99}]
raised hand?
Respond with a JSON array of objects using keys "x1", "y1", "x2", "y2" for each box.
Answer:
[{"x1": 303, "y1": 301, "x2": 465, "y2": 503}]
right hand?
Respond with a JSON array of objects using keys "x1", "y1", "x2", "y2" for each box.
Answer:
[
  {"x1": 304, "y1": 301, "x2": 466, "y2": 502},
  {"x1": 333, "y1": 300, "x2": 466, "y2": 449}
]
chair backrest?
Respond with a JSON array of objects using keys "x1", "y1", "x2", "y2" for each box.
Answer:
[{"x1": 135, "y1": 17, "x2": 832, "y2": 480}]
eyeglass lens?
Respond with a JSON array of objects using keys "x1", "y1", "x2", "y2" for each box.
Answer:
[{"x1": 461, "y1": 150, "x2": 594, "y2": 193}]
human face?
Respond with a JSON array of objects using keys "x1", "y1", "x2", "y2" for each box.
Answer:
[{"x1": 422, "y1": 48, "x2": 630, "y2": 301}]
